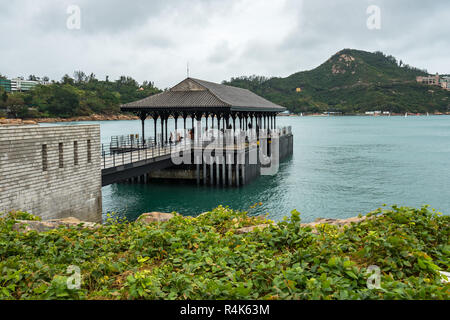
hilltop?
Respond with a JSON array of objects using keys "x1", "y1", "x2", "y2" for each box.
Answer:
[{"x1": 223, "y1": 49, "x2": 450, "y2": 114}]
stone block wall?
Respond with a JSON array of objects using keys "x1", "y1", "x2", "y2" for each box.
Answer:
[{"x1": 0, "y1": 124, "x2": 102, "y2": 222}]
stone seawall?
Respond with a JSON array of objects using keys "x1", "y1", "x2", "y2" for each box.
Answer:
[{"x1": 0, "y1": 125, "x2": 102, "y2": 222}]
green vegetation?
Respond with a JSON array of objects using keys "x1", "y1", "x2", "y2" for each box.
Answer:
[
  {"x1": 0, "y1": 72, "x2": 161, "y2": 119},
  {"x1": 2, "y1": 49, "x2": 449, "y2": 118},
  {"x1": 224, "y1": 49, "x2": 450, "y2": 114},
  {"x1": 0, "y1": 205, "x2": 448, "y2": 300}
]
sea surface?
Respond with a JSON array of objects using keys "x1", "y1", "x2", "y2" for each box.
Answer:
[{"x1": 41, "y1": 116, "x2": 450, "y2": 222}]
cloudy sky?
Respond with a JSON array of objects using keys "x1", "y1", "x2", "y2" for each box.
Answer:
[{"x1": 1, "y1": 0, "x2": 449, "y2": 88}]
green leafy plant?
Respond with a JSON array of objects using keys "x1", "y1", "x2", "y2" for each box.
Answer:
[{"x1": 0, "y1": 205, "x2": 448, "y2": 300}]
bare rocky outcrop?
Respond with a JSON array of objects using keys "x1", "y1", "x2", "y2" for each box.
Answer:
[
  {"x1": 12, "y1": 217, "x2": 100, "y2": 233},
  {"x1": 0, "y1": 119, "x2": 38, "y2": 126},
  {"x1": 301, "y1": 216, "x2": 367, "y2": 228},
  {"x1": 137, "y1": 212, "x2": 175, "y2": 224},
  {"x1": 36, "y1": 114, "x2": 139, "y2": 123},
  {"x1": 234, "y1": 216, "x2": 369, "y2": 234}
]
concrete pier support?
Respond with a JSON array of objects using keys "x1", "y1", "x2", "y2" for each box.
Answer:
[
  {"x1": 227, "y1": 154, "x2": 233, "y2": 187},
  {"x1": 222, "y1": 156, "x2": 226, "y2": 187},
  {"x1": 203, "y1": 161, "x2": 207, "y2": 185},
  {"x1": 196, "y1": 163, "x2": 200, "y2": 185},
  {"x1": 210, "y1": 157, "x2": 214, "y2": 185},
  {"x1": 127, "y1": 132, "x2": 292, "y2": 188},
  {"x1": 216, "y1": 156, "x2": 220, "y2": 186}
]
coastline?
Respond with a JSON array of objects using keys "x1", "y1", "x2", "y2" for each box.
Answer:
[
  {"x1": 0, "y1": 114, "x2": 138, "y2": 125},
  {"x1": 279, "y1": 112, "x2": 450, "y2": 117},
  {"x1": 2, "y1": 112, "x2": 449, "y2": 126}
]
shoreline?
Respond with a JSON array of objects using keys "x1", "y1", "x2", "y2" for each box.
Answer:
[
  {"x1": 1, "y1": 112, "x2": 449, "y2": 126},
  {"x1": 279, "y1": 112, "x2": 450, "y2": 117}
]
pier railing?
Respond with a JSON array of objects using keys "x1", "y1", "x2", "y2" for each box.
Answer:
[
  {"x1": 101, "y1": 140, "x2": 191, "y2": 170},
  {"x1": 102, "y1": 127, "x2": 293, "y2": 170}
]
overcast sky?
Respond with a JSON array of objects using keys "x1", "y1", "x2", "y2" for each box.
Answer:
[{"x1": 1, "y1": 0, "x2": 449, "y2": 88}]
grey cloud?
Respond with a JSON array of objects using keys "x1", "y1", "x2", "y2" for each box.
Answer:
[{"x1": 0, "y1": 0, "x2": 449, "y2": 87}]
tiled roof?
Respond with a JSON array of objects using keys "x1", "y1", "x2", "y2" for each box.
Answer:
[{"x1": 121, "y1": 78, "x2": 285, "y2": 113}]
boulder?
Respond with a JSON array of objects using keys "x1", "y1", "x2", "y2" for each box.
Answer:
[
  {"x1": 137, "y1": 212, "x2": 175, "y2": 224},
  {"x1": 12, "y1": 217, "x2": 100, "y2": 233},
  {"x1": 23, "y1": 120, "x2": 37, "y2": 125},
  {"x1": 300, "y1": 216, "x2": 368, "y2": 234},
  {"x1": 302, "y1": 216, "x2": 367, "y2": 228}
]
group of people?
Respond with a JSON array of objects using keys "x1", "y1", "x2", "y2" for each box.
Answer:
[
  {"x1": 169, "y1": 131, "x2": 183, "y2": 144},
  {"x1": 167, "y1": 122, "x2": 259, "y2": 144}
]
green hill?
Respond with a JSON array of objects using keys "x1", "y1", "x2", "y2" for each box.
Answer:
[{"x1": 223, "y1": 49, "x2": 450, "y2": 114}]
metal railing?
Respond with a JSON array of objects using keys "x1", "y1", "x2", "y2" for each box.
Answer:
[
  {"x1": 101, "y1": 127, "x2": 292, "y2": 170},
  {"x1": 101, "y1": 140, "x2": 191, "y2": 170}
]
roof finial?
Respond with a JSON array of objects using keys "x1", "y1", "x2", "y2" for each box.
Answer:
[{"x1": 187, "y1": 62, "x2": 190, "y2": 78}]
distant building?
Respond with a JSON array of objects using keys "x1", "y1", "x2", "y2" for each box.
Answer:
[
  {"x1": 0, "y1": 79, "x2": 11, "y2": 92},
  {"x1": 0, "y1": 78, "x2": 49, "y2": 93},
  {"x1": 441, "y1": 76, "x2": 450, "y2": 90},
  {"x1": 416, "y1": 73, "x2": 440, "y2": 86},
  {"x1": 417, "y1": 73, "x2": 450, "y2": 90}
]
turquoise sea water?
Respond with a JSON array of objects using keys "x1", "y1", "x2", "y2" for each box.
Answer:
[{"x1": 41, "y1": 116, "x2": 450, "y2": 222}]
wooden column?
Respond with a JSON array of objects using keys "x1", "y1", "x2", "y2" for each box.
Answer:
[
  {"x1": 139, "y1": 112, "x2": 147, "y2": 147},
  {"x1": 153, "y1": 116, "x2": 158, "y2": 146},
  {"x1": 160, "y1": 115, "x2": 164, "y2": 145},
  {"x1": 164, "y1": 115, "x2": 168, "y2": 144}
]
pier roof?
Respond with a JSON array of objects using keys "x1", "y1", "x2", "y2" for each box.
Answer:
[{"x1": 121, "y1": 78, "x2": 285, "y2": 113}]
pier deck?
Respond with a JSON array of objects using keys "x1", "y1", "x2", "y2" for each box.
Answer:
[{"x1": 101, "y1": 129, "x2": 293, "y2": 187}]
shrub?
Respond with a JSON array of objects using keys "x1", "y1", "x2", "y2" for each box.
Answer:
[{"x1": 0, "y1": 205, "x2": 448, "y2": 300}]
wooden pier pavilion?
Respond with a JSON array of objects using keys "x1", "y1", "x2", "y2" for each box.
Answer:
[
  {"x1": 102, "y1": 78, "x2": 293, "y2": 187},
  {"x1": 121, "y1": 78, "x2": 286, "y2": 145}
]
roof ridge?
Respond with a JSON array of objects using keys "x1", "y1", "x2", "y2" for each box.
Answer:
[
  {"x1": 189, "y1": 78, "x2": 232, "y2": 107},
  {"x1": 121, "y1": 91, "x2": 165, "y2": 107}
]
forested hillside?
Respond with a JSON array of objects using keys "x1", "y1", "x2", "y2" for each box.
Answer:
[
  {"x1": 0, "y1": 72, "x2": 161, "y2": 118},
  {"x1": 2, "y1": 50, "x2": 450, "y2": 118},
  {"x1": 223, "y1": 49, "x2": 450, "y2": 114}
]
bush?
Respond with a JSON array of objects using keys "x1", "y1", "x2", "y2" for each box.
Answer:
[{"x1": 0, "y1": 205, "x2": 448, "y2": 300}]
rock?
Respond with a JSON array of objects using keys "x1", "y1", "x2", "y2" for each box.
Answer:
[
  {"x1": 137, "y1": 212, "x2": 174, "y2": 224},
  {"x1": 301, "y1": 216, "x2": 368, "y2": 232},
  {"x1": 23, "y1": 120, "x2": 37, "y2": 125},
  {"x1": 235, "y1": 224, "x2": 272, "y2": 234},
  {"x1": 12, "y1": 217, "x2": 100, "y2": 233}
]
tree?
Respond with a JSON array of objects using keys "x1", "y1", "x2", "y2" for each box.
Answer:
[
  {"x1": 87, "y1": 73, "x2": 97, "y2": 83},
  {"x1": 5, "y1": 94, "x2": 26, "y2": 118},
  {"x1": 48, "y1": 85, "x2": 80, "y2": 118},
  {"x1": 61, "y1": 74, "x2": 75, "y2": 85},
  {"x1": 74, "y1": 71, "x2": 87, "y2": 84},
  {"x1": 28, "y1": 75, "x2": 39, "y2": 81},
  {"x1": 2, "y1": 91, "x2": 7, "y2": 103}
]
